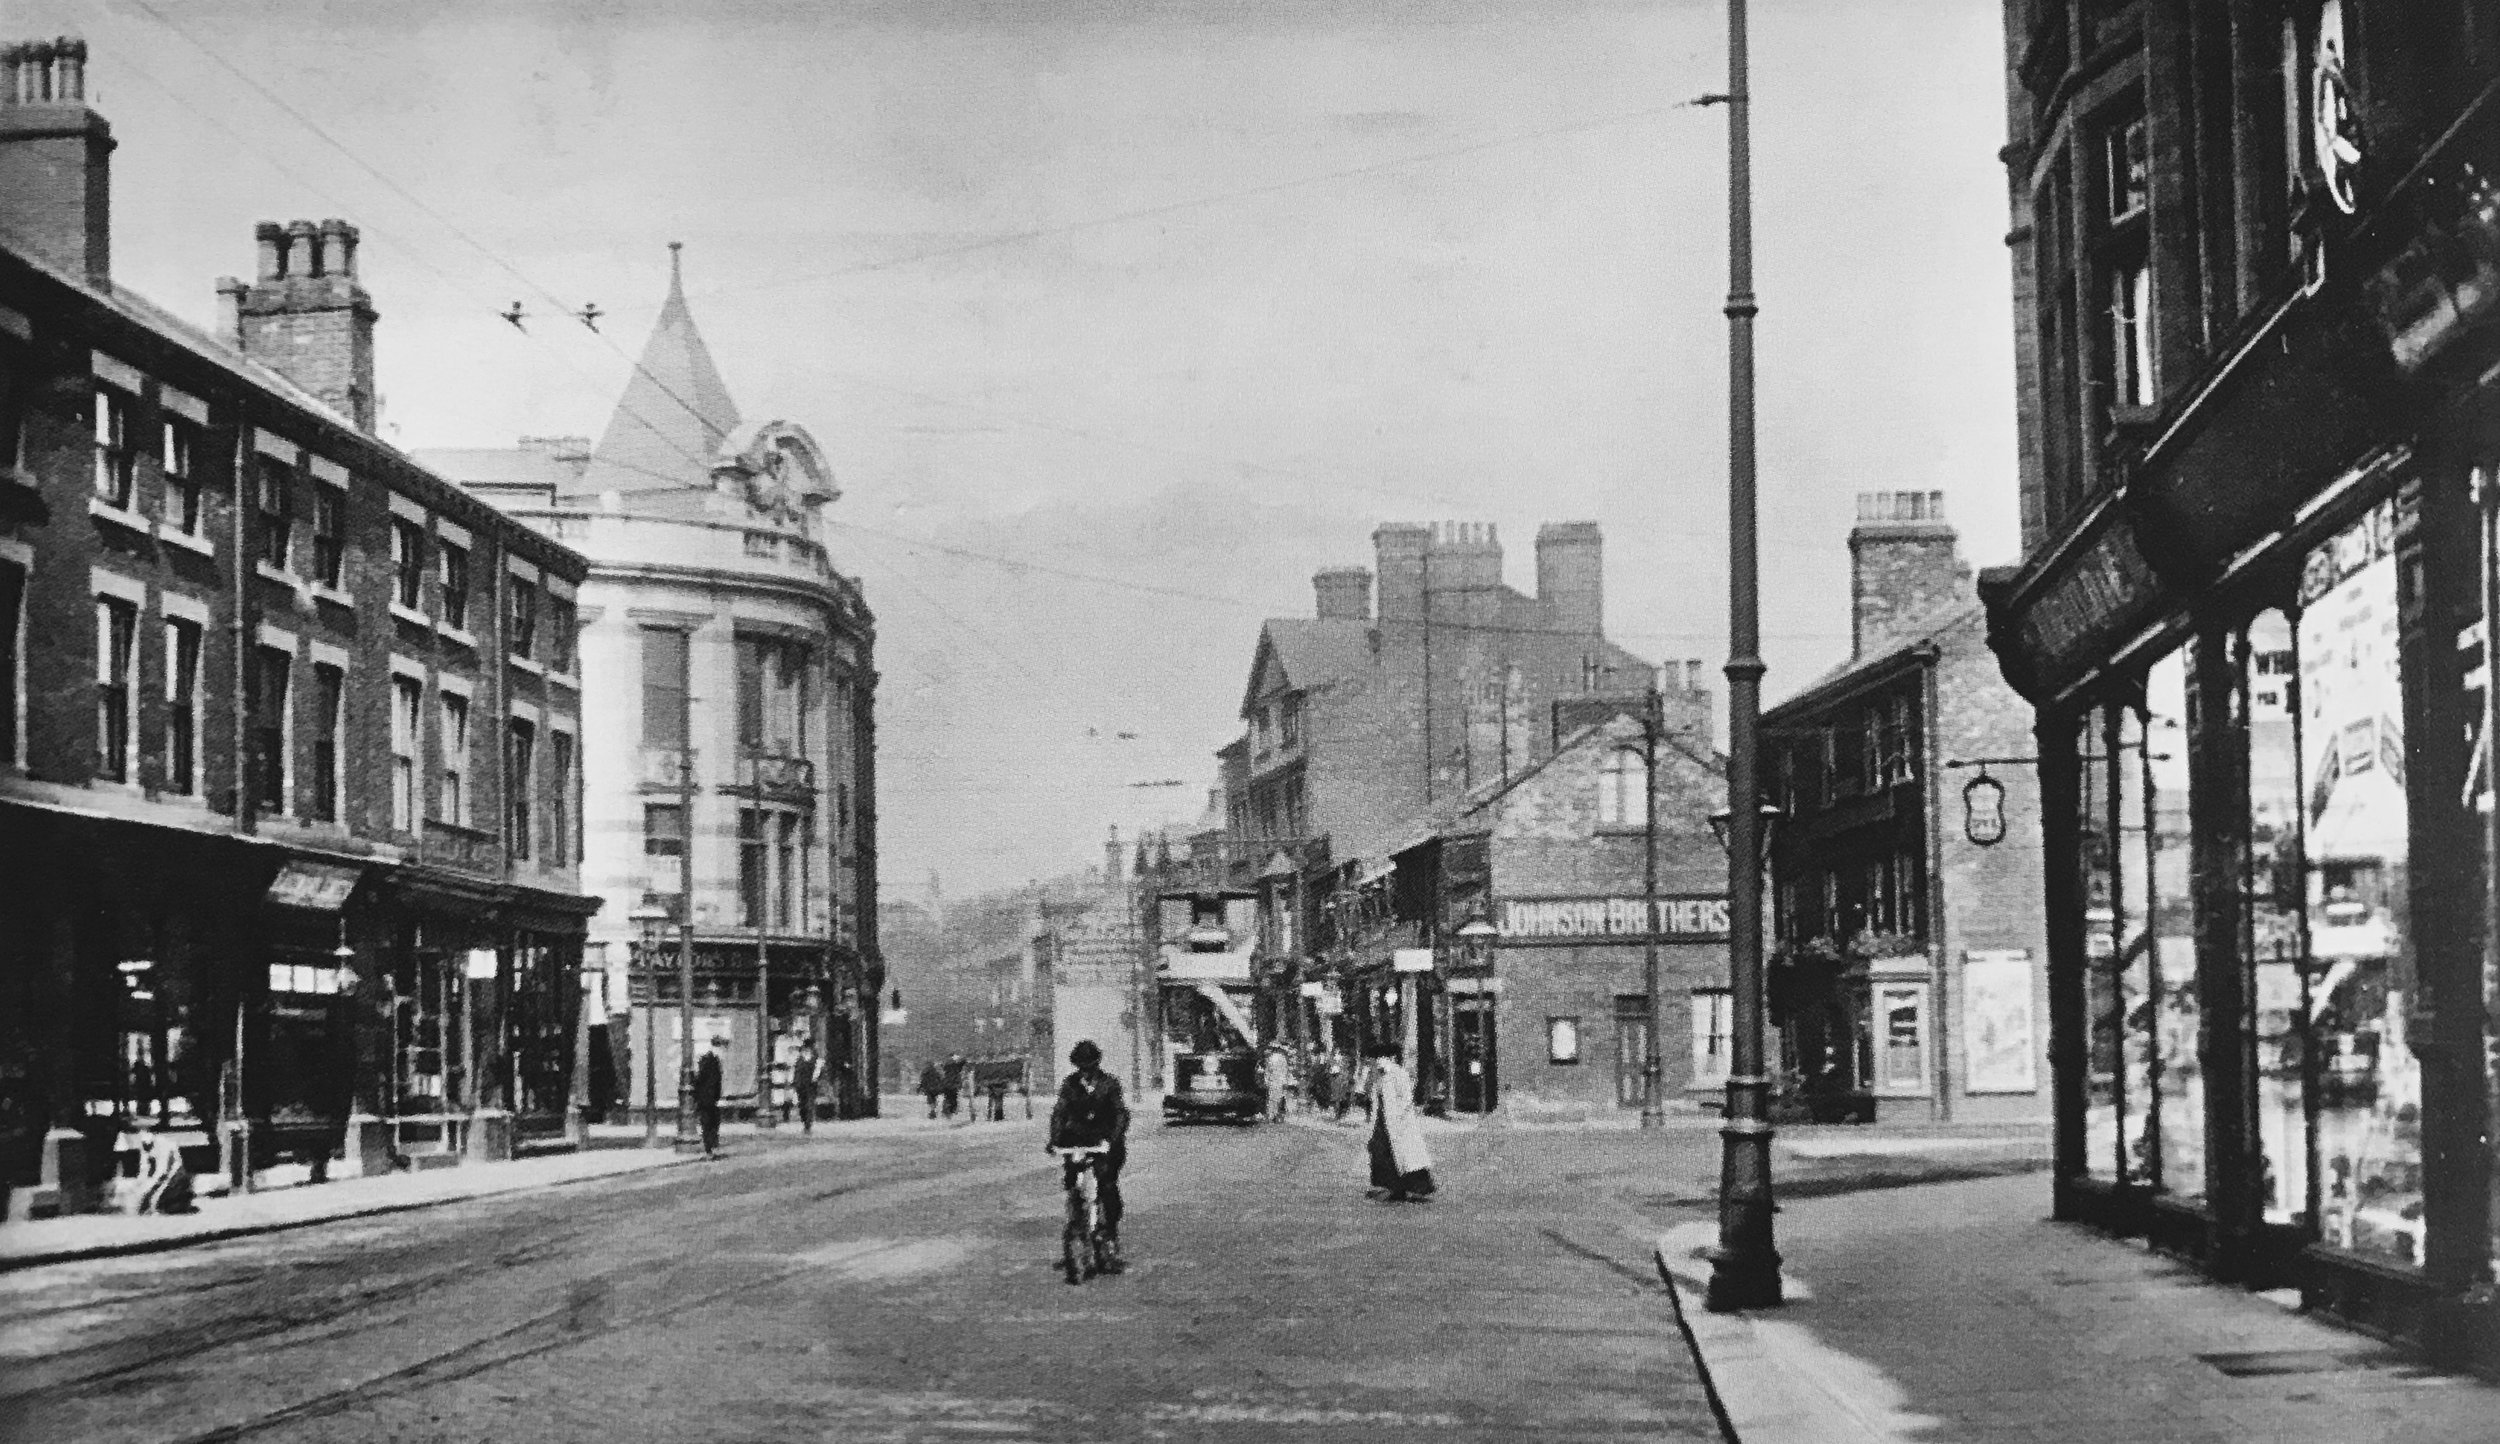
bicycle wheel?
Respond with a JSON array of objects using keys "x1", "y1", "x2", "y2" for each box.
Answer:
[{"x1": 1062, "y1": 1184, "x2": 1086, "y2": 1283}]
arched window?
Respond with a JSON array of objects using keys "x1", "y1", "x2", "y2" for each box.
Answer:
[{"x1": 1598, "y1": 747, "x2": 1648, "y2": 826}]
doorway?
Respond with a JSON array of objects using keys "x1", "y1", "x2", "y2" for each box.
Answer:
[{"x1": 1453, "y1": 997, "x2": 1497, "y2": 1113}]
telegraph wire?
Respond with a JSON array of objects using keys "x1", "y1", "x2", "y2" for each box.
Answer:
[{"x1": 113, "y1": 9, "x2": 1820, "y2": 568}]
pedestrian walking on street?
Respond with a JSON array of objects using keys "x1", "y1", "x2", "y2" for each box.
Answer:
[
  {"x1": 793, "y1": 1042, "x2": 819, "y2": 1134},
  {"x1": 1262, "y1": 1045, "x2": 1291, "y2": 1122},
  {"x1": 919, "y1": 1060, "x2": 945, "y2": 1119},
  {"x1": 694, "y1": 1039, "x2": 724, "y2": 1158},
  {"x1": 942, "y1": 1053, "x2": 966, "y2": 1120},
  {"x1": 1330, "y1": 1050, "x2": 1355, "y2": 1121},
  {"x1": 1363, "y1": 1045, "x2": 1435, "y2": 1202}
]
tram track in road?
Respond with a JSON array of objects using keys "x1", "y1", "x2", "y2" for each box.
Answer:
[
  {"x1": 163, "y1": 1166, "x2": 1046, "y2": 1444},
  {"x1": 4, "y1": 1137, "x2": 1054, "y2": 1442}
]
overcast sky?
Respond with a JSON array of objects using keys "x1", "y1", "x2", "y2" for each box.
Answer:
[{"x1": 45, "y1": 0, "x2": 2018, "y2": 899}]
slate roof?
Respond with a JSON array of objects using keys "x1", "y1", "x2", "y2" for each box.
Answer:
[
  {"x1": 1764, "y1": 601, "x2": 1987, "y2": 722},
  {"x1": 1241, "y1": 618, "x2": 1375, "y2": 717},
  {"x1": 578, "y1": 246, "x2": 741, "y2": 498}
]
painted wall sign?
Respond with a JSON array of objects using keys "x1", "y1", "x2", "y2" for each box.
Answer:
[{"x1": 1496, "y1": 895, "x2": 1730, "y2": 943}]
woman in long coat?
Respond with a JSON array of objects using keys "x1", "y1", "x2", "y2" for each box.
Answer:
[{"x1": 1364, "y1": 1045, "x2": 1435, "y2": 1201}]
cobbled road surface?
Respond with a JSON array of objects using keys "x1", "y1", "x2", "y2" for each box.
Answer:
[{"x1": 0, "y1": 1115, "x2": 1728, "y2": 1443}]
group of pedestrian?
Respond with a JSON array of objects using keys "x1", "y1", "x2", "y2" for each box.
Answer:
[{"x1": 919, "y1": 1054, "x2": 968, "y2": 1119}]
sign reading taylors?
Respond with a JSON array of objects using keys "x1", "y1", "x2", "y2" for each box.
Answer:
[{"x1": 1497, "y1": 896, "x2": 1730, "y2": 943}]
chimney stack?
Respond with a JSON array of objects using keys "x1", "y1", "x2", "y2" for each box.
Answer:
[
  {"x1": 1534, "y1": 521, "x2": 1603, "y2": 636},
  {"x1": 0, "y1": 36, "x2": 113, "y2": 283},
  {"x1": 1849, "y1": 491, "x2": 1972, "y2": 659},
  {"x1": 234, "y1": 217, "x2": 380, "y2": 433},
  {"x1": 1314, "y1": 567, "x2": 1372, "y2": 621}
]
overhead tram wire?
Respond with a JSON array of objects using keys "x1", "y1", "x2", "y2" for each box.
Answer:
[
  {"x1": 114, "y1": 17, "x2": 1841, "y2": 646},
  {"x1": 121, "y1": 0, "x2": 759, "y2": 486},
  {"x1": 116, "y1": 11, "x2": 1826, "y2": 564}
]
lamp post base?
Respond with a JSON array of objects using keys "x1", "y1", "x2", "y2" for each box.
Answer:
[
  {"x1": 1706, "y1": 1105, "x2": 1782, "y2": 1312},
  {"x1": 674, "y1": 1081, "x2": 704, "y2": 1152}
]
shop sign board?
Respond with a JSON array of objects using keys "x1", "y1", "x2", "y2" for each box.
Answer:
[
  {"x1": 1496, "y1": 895, "x2": 1730, "y2": 943},
  {"x1": 1390, "y1": 948, "x2": 1435, "y2": 973},
  {"x1": 1963, "y1": 950, "x2": 2038, "y2": 1094},
  {"x1": 2011, "y1": 522, "x2": 2165, "y2": 695},
  {"x1": 265, "y1": 860, "x2": 361, "y2": 911}
]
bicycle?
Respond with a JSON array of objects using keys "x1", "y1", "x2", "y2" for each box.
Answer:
[{"x1": 1050, "y1": 1143, "x2": 1114, "y2": 1284}]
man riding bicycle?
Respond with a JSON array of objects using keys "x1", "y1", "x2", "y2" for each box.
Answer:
[{"x1": 1046, "y1": 1039, "x2": 1130, "y2": 1273}]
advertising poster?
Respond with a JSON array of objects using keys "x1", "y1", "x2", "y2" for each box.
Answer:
[{"x1": 1963, "y1": 950, "x2": 2037, "y2": 1094}]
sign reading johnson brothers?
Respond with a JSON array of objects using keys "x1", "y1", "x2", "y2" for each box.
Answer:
[{"x1": 1498, "y1": 896, "x2": 1730, "y2": 944}]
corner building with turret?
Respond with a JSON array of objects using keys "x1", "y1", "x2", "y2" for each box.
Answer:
[{"x1": 425, "y1": 252, "x2": 881, "y2": 1125}]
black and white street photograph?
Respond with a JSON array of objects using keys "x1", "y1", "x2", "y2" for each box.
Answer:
[{"x1": 3, "y1": 1, "x2": 2499, "y2": 1439}]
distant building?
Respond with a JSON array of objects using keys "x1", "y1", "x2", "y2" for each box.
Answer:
[
  {"x1": 422, "y1": 250, "x2": 880, "y2": 1121},
  {"x1": 1205, "y1": 520, "x2": 1711, "y2": 1106},
  {"x1": 0, "y1": 37, "x2": 594, "y2": 1213},
  {"x1": 1763, "y1": 492, "x2": 2047, "y2": 1125}
]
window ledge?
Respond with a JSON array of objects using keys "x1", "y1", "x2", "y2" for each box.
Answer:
[
  {"x1": 254, "y1": 561, "x2": 309, "y2": 608},
  {"x1": 389, "y1": 601, "x2": 433, "y2": 629},
  {"x1": 88, "y1": 495, "x2": 151, "y2": 534},
  {"x1": 309, "y1": 583, "x2": 354, "y2": 609},
  {"x1": 546, "y1": 670, "x2": 580, "y2": 689},
  {"x1": 439, "y1": 625, "x2": 479, "y2": 651},
  {"x1": 509, "y1": 656, "x2": 546, "y2": 676},
  {"x1": 155, "y1": 522, "x2": 215, "y2": 557}
]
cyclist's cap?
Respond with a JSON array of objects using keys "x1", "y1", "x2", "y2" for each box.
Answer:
[{"x1": 1070, "y1": 1040, "x2": 1103, "y2": 1067}]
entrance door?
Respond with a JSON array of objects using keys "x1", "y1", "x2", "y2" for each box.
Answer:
[
  {"x1": 1453, "y1": 998, "x2": 1497, "y2": 1113},
  {"x1": 1613, "y1": 995, "x2": 1652, "y2": 1109}
]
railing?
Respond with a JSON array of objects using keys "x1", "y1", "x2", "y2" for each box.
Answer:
[
  {"x1": 743, "y1": 752, "x2": 816, "y2": 795},
  {"x1": 420, "y1": 818, "x2": 504, "y2": 878}
]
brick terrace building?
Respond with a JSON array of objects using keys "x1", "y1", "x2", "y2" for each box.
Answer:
[
  {"x1": 1982, "y1": 0, "x2": 2499, "y2": 1370},
  {"x1": 424, "y1": 252, "x2": 881, "y2": 1122},
  {"x1": 1764, "y1": 492, "x2": 2049, "y2": 1125},
  {"x1": 1, "y1": 39, "x2": 595, "y2": 1216},
  {"x1": 1211, "y1": 521, "x2": 1712, "y2": 1108},
  {"x1": 1389, "y1": 703, "x2": 1726, "y2": 1119}
]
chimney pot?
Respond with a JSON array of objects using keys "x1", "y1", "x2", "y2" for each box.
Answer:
[{"x1": 1314, "y1": 566, "x2": 1373, "y2": 621}]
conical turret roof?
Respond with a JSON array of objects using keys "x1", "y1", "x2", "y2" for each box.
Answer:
[{"x1": 580, "y1": 243, "x2": 740, "y2": 496}]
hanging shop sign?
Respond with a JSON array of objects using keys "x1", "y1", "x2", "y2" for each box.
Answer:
[
  {"x1": 1963, "y1": 772, "x2": 2008, "y2": 846},
  {"x1": 265, "y1": 860, "x2": 362, "y2": 912},
  {"x1": 1495, "y1": 895, "x2": 1730, "y2": 944},
  {"x1": 1390, "y1": 948, "x2": 1436, "y2": 973}
]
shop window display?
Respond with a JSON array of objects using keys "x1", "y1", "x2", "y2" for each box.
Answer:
[
  {"x1": 2143, "y1": 649, "x2": 2202, "y2": 1198},
  {"x1": 2115, "y1": 705, "x2": 2159, "y2": 1185},
  {"x1": 2243, "y1": 610, "x2": 2314, "y2": 1227},
  {"x1": 2079, "y1": 705, "x2": 2122, "y2": 1181},
  {"x1": 2298, "y1": 502, "x2": 2422, "y2": 1266}
]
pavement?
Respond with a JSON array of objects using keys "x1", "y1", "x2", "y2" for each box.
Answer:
[
  {"x1": 1652, "y1": 1163, "x2": 2500, "y2": 1443},
  {"x1": 0, "y1": 1136, "x2": 699, "y2": 1272}
]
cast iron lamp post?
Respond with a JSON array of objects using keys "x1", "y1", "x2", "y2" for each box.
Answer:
[
  {"x1": 630, "y1": 904, "x2": 668, "y2": 1147},
  {"x1": 1700, "y1": 0, "x2": 1781, "y2": 1313}
]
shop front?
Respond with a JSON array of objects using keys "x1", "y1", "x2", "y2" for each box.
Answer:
[{"x1": 1988, "y1": 237, "x2": 2500, "y2": 1369}]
